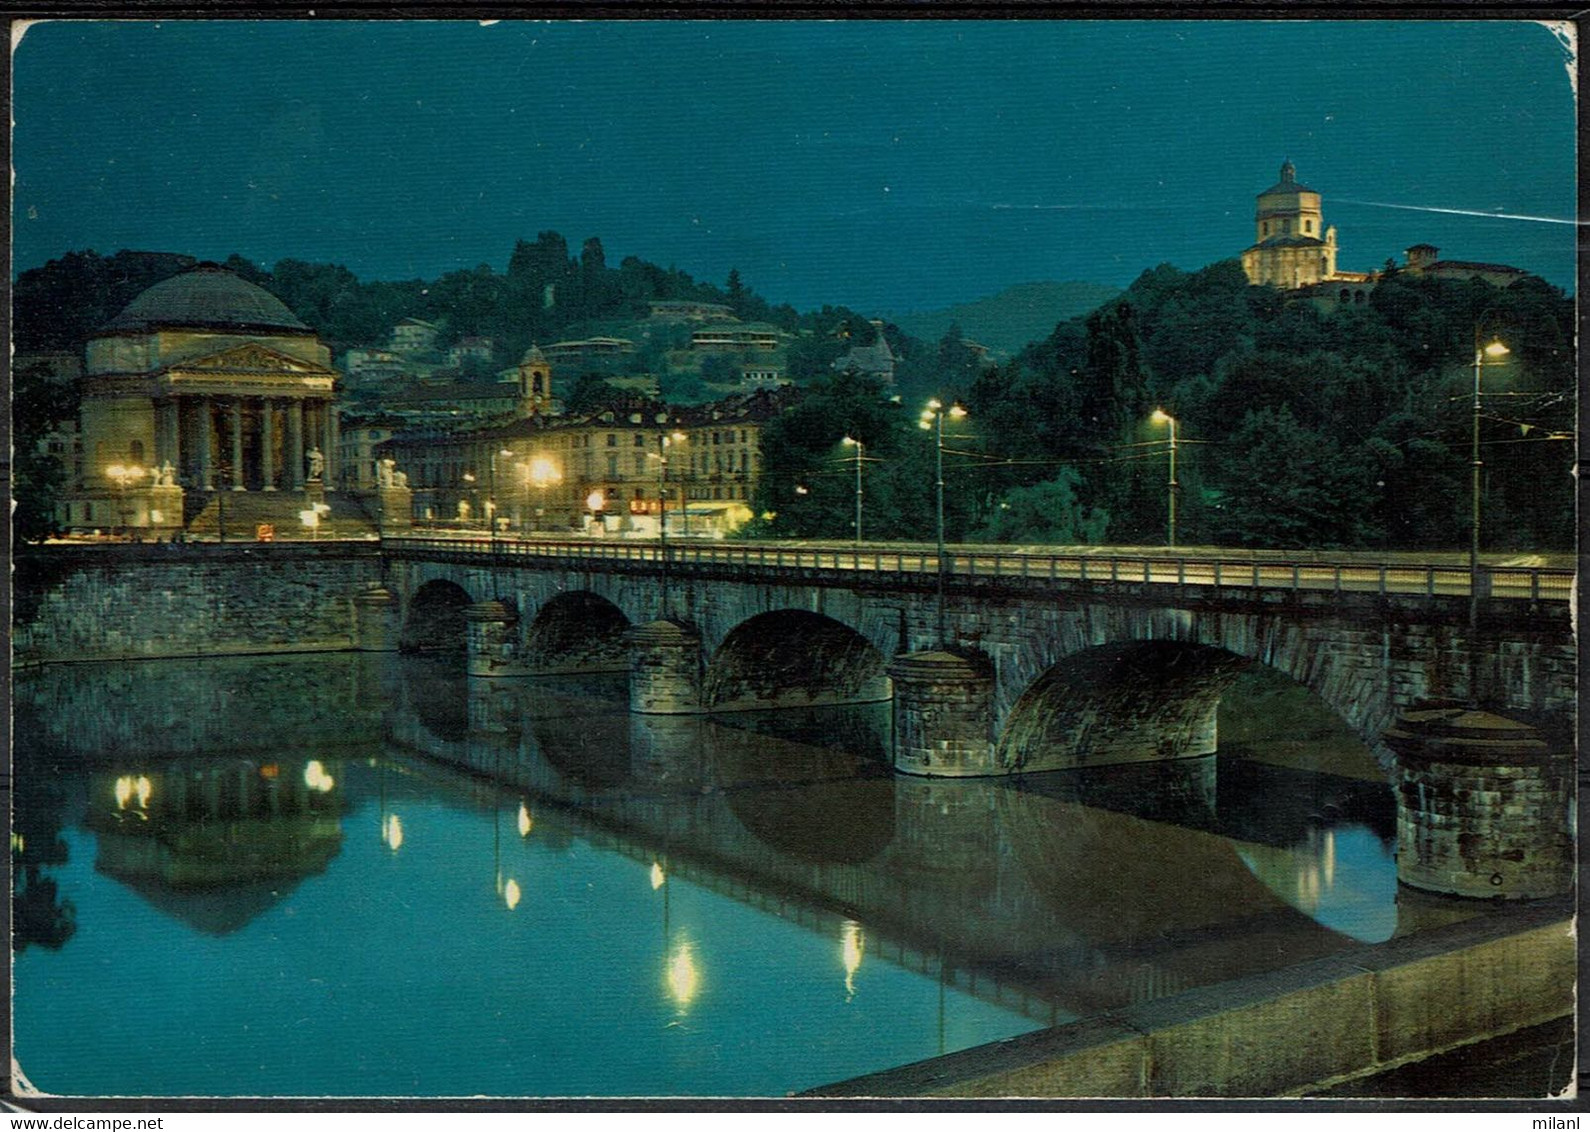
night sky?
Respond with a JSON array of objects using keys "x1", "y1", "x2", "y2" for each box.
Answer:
[{"x1": 12, "y1": 19, "x2": 1578, "y2": 313}]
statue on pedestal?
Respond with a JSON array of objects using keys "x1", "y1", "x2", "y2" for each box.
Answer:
[{"x1": 307, "y1": 446, "x2": 325, "y2": 482}]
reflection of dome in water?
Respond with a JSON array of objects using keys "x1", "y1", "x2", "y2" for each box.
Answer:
[
  {"x1": 711, "y1": 724, "x2": 894, "y2": 865},
  {"x1": 95, "y1": 842, "x2": 339, "y2": 935},
  {"x1": 87, "y1": 761, "x2": 344, "y2": 935},
  {"x1": 100, "y1": 263, "x2": 310, "y2": 334}
]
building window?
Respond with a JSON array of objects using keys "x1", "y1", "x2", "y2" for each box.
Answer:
[
  {"x1": 607, "y1": 455, "x2": 618, "y2": 477},
  {"x1": 606, "y1": 434, "x2": 617, "y2": 447},
  {"x1": 634, "y1": 434, "x2": 645, "y2": 447}
]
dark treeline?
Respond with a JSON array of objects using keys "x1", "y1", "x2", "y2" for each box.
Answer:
[
  {"x1": 13, "y1": 239, "x2": 875, "y2": 375},
  {"x1": 14, "y1": 246, "x2": 1574, "y2": 552},
  {"x1": 754, "y1": 261, "x2": 1574, "y2": 552}
]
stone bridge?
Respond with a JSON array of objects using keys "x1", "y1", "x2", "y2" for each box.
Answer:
[
  {"x1": 372, "y1": 538, "x2": 1573, "y2": 766},
  {"x1": 13, "y1": 535, "x2": 1572, "y2": 900},
  {"x1": 366, "y1": 537, "x2": 1574, "y2": 902}
]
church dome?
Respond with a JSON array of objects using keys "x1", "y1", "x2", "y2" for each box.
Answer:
[{"x1": 99, "y1": 262, "x2": 310, "y2": 334}]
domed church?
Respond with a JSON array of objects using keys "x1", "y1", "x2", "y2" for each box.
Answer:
[{"x1": 63, "y1": 262, "x2": 348, "y2": 536}]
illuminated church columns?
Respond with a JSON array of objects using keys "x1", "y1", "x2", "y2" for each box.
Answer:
[{"x1": 155, "y1": 394, "x2": 336, "y2": 491}]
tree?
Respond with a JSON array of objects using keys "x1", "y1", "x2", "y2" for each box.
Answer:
[
  {"x1": 969, "y1": 468, "x2": 1108, "y2": 545},
  {"x1": 1212, "y1": 406, "x2": 1383, "y2": 548},
  {"x1": 12, "y1": 361, "x2": 80, "y2": 543}
]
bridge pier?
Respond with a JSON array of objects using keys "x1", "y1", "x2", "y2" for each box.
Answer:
[
  {"x1": 353, "y1": 587, "x2": 400, "y2": 652},
  {"x1": 889, "y1": 650, "x2": 997, "y2": 776},
  {"x1": 465, "y1": 600, "x2": 528, "y2": 677},
  {"x1": 629, "y1": 620, "x2": 704, "y2": 715},
  {"x1": 1385, "y1": 708, "x2": 1573, "y2": 900}
]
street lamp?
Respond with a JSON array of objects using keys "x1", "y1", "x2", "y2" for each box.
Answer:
[
  {"x1": 1150, "y1": 408, "x2": 1179, "y2": 549},
  {"x1": 1471, "y1": 331, "x2": 1511, "y2": 629},
  {"x1": 919, "y1": 399, "x2": 967, "y2": 641},
  {"x1": 525, "y1": 455, "x2": 562, "y2": 535},
  {"x1": 105, "y1": 463, "x2": 146, "y2": 539},
  {"x1": 841, "y1": 436, "x2": 864, "y2": 544},
  {"x1": 586, "y1": 489, "x2": 606, "y2": 535}
]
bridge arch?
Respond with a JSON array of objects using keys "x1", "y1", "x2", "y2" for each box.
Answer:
[
  {"x1": 522, "y1": 591, "x2": 632, "y2": 673},
  {"x1": 991, "y1": 609, "x2": 1395, "y2": 770},
  {"x1": 703, "y1": 609, "x2": 892, "y2": 713},
  {"x1": 996, "y1": 641, "x2": 1251, "y2": 774},
  {"x1": 402, "y1": 579, "x2": 475, "y2": 654}
]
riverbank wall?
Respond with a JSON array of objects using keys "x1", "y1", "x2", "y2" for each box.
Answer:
[
  {"x1": 12, "y1": 544, "x2": 384, "y2": 667},
  {"x1": 808, "y1": 898, "x2": 1574, "y2": 1098}
]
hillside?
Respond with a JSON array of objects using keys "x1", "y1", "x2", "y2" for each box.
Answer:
[{"x1": 888, "y1": 280, "x2": 1120, "y2": 356}]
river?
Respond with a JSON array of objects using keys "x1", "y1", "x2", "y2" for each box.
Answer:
[{"x1": 11, "y1": 653, "x2": 1479, "y2": 1098}]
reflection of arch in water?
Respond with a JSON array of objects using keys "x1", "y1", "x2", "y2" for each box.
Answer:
[
  {"x1": 522, "y1": 591, "x2": 632, "y2": 673},
  {"x1": 85, "y1": 758, "x2": 345, "y2": 935},
  {"x1": 706, "y1": 701, "x2": 892, "y2": 765},
  {"x1": 401, "y1": 655, "x2": 471, "y2": 742},
  {"x1": 997, "y1": 642, "x2": 1251, "y2": 773},
  {"x1": 998, "y1": 783, "x2": 1357, "y2": 1009},
  {"x1": 529, "y1": 698, "x2": 635, "y2": 791},
  {"x1": 710, "y1": 721, "x2": 895, "y2": 865},
  {"x1": 704, "y1": 610, "x2": 891, "y2": 712},
  {"x1": 402, "y1": 579, "x2": 474, "y2": 654}
]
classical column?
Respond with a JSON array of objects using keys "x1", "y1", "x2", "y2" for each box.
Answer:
[
  {"x1": 259, "y1": 399, "x2": 276, "y2": 490},
  {"x1": 229, "y1": 399, "x2": 245, "y2": 490},
  {"x1": 321, "y1": 401, "x2": 339, "y2": 490},
  {"x1": 196, "y1": 398, "x2": 215, "y2": 490},
  {"x1": 287, "y1": 400, "x2": 305, "y2": 490}
]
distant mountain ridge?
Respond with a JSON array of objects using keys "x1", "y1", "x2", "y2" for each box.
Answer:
[{"x1": 889, "y1": 280, "x2": 1120, "y2": 356}]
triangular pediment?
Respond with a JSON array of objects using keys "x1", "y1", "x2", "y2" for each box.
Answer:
[{"x1": 170, "y1": 344, "x2": 325, "y2": 375}]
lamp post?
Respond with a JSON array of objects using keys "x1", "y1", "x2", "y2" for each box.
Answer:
[
  {"x1": 1151, "y1": 408, "x2": 1179, "y2": 549},
  {"x1": 586, "y1": 489, "x2": 606, "y2": 536},
  {"x1": 920, "y1": 400, "x2": 967, "y2": 641},
  {"x1": 675, "y1": 433, "x2": 691, "y2": 540},
  {"x1": 842, "y1": 436, "x2": 864, "y2": 544},
  {"x1": 1471, "y1": 330, "x2": 1511, "y2": 630}
]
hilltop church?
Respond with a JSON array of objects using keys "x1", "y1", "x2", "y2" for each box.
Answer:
[{"x1": 1240, "y1": 160, "x2": 1525, "y2": 305}]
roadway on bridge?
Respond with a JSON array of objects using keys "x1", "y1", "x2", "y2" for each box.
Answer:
[{"x1": 391, "y1": 532, "x2": 1573, "y2": 603}]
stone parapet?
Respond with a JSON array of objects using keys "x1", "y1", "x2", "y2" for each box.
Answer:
[{"x1": 805, "y1": 900, "x2": 1574, "y2": 1098}]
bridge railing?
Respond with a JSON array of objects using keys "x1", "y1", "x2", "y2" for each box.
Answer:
[{"x1": 382, "y1": 533, "x2": 1574, "y2": 602}]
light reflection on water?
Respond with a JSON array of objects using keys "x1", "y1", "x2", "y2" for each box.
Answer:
[{"x1": 11, "y1": 653, "x2": 1462, "y2": 1097}]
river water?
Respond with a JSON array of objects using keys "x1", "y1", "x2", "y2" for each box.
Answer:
[{"x1": 12, "y1": 652, "x2": 1479, "y2": 1098}]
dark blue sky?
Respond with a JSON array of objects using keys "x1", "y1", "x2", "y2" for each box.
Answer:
[{"x1": 12, "y1": 20, "x2": 1578, "y2": 312}]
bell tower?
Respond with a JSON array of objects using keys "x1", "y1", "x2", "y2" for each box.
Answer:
[{"x1": 515, "y1": 345, "x2": 553, "y2": 416}]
